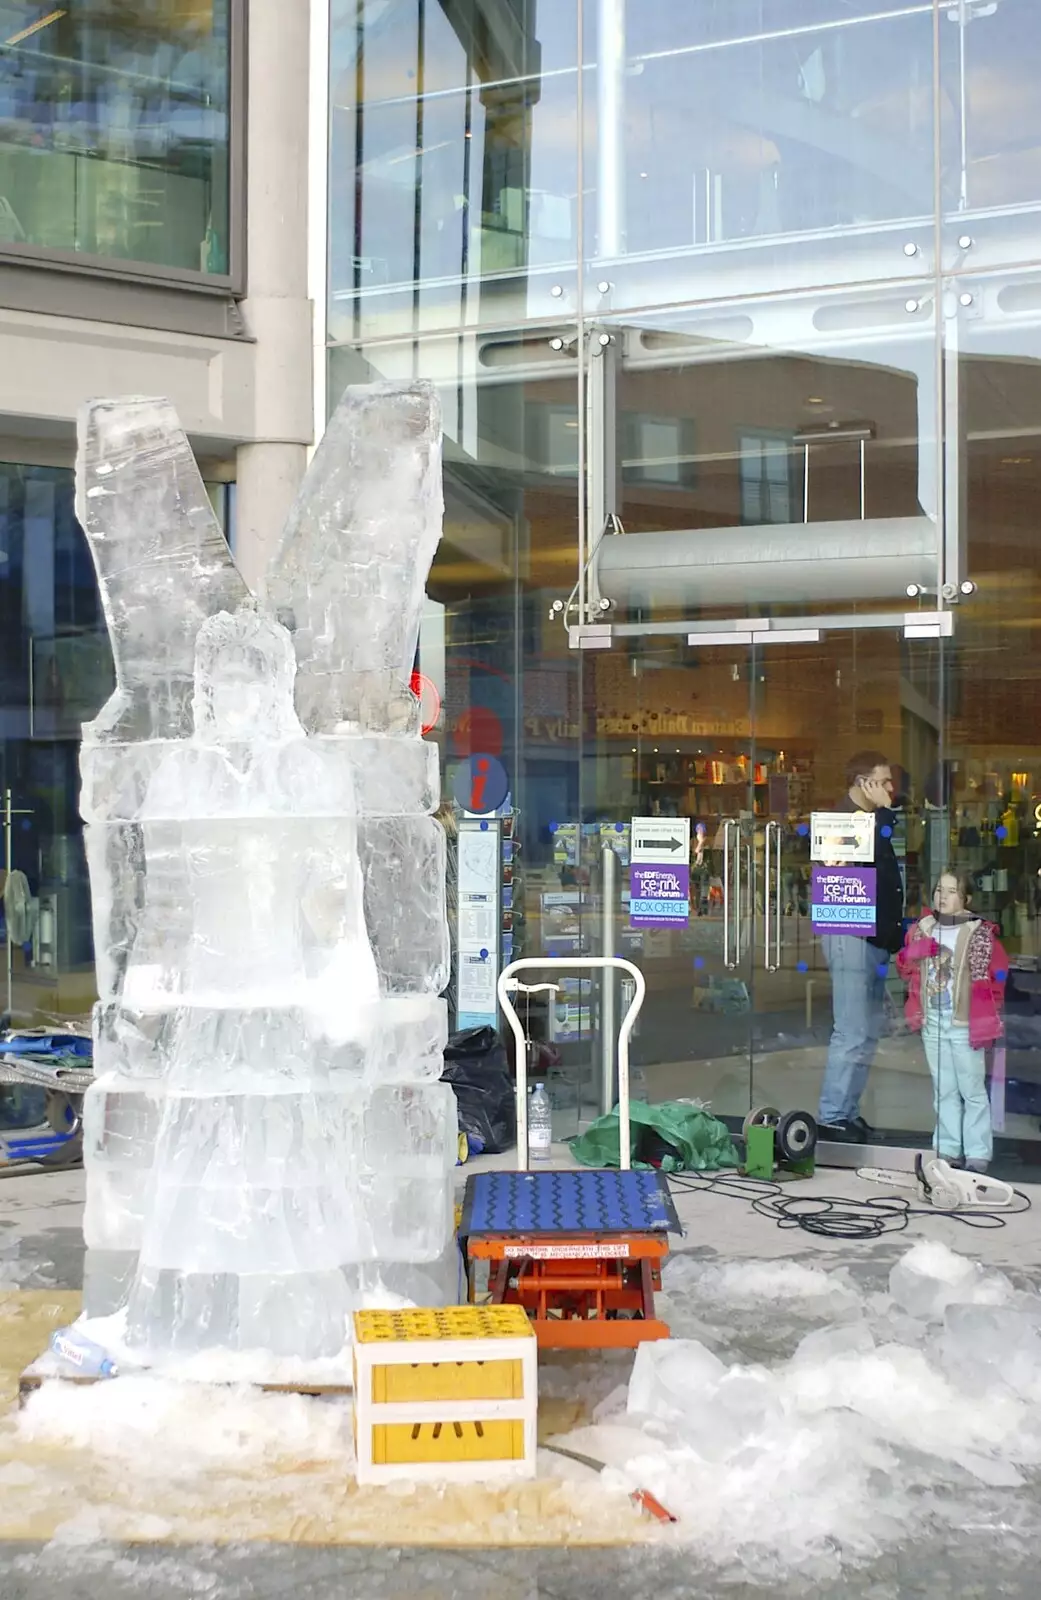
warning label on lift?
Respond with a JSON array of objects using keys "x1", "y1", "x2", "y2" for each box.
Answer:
[{"x1": 503, "y1": 1242, "x2": 631, "y2": 1260}]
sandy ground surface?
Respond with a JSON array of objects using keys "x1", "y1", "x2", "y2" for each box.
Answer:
[{"x1": 3, "y1": 1155, "x2": 1041, "y2": 1596}]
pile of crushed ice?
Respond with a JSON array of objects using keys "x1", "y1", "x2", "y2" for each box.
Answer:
[
  {"x1": 12, "y1": 1240, "x2": 1041, "y2": 1580},
  {"x1": 550, "y1": 1241, "x2": 1041, "y2": 1580},
  {"x1": 18, "y1": 1372, "x2": 348, "y2": 1471}
]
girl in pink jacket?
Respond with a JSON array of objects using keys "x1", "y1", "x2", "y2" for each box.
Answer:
[{"x1": 896, "y1": 869, "x2": 1008, "y2": 1173}]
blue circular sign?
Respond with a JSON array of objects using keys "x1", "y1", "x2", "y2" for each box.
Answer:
[{"x1": 452, "y1": 753, "x2": 509, "y2": 815}]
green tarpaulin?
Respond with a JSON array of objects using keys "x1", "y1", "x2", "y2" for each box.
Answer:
[{"x1": 570, "y1": 1099, "x2": 739, "y2": 1173}]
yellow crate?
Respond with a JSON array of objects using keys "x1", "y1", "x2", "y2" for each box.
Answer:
[
  {"x1": 354, "y1": 1305, "x2": 531, "y2": 1346},
  {"x1": 372, "y1": 1418, "x2": 524, "y2": 1467},
  {"x1": 352, "y1": 1304, "x2": 538, "y2": 1486},
  {"x1": 372, "y1": 1358, "x2": 523, "y2": 1405}
]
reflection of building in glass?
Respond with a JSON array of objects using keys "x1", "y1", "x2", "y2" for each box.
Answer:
[
  {"x1": 0, "y1": 0, "x2": 304, "y2": 1028},
  {"x1": 327, "y1": 0, "x2": 1041, "y2": 1173},
  {"x1": 5, "y1": 0, "x2": 1041, "y2": 1172},
  {"x1": 0, "y1": 1, "x2": 232, "y2": 272}
]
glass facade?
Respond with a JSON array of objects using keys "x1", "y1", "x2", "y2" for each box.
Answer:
[
  {"x1": 327, "y1": 0, "x2": 1041, "y2": 1175},
  {"x1": 0, "y1": 0, "x2": 233, "y2": 276},
  {"x1": 0, "y1": 461, "x2": 232, "y2": 1030},
  {"x1": 0, "y1": 462, "x2": 109, "y2": 1023}
]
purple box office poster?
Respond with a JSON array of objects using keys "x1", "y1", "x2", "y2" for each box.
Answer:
[
  {"x1": 629, "y1": 864, "x2": 690, "y2": 928},
  {"x1": 811, "y1": 865, "x2": 877, "y2": 936}
]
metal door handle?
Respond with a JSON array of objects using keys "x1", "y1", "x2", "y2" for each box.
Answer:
[
  {"x1": 764, "y1": 821, "x2": 782, "y2": 972},
  {"x1": 773, "y1": 829, "x2": 782, "y2": 970},
  {"x1": 723, "y1": 818, "x2": 737, "y2": 969},
  {"x1": 744, "y1": 841, "x2": 752, "y2": 960},
  {"x1": 763, "y1": 821, "x2": 773, "y2": 969}
]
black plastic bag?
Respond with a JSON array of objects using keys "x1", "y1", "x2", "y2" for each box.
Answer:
[{"x1": 441, "y1": 1027, "x2": 516, "y2": 1155}]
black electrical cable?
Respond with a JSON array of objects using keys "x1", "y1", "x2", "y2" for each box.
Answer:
[{"x1": 665, "y1": 1167, "x2": 1033, "y2": 1240}]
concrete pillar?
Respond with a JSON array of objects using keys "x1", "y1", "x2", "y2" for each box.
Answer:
[
  {"x1": 235, "y1": 0, "x2": 314, "y2": 591},
  {"x1": 234, "y1": 441, "x2": 307, "y2": 582}
]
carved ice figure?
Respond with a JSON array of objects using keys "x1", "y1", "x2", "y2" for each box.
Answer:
[
  {"x1": 265, "y1": 380, "x2": 444, "y2": 735},
  {"x1": 77, "y1": 384, "x2": 455, "y2": 1360},
  {"x1": 121, "y1": 608, "x2": 379, "y2": 1028}
]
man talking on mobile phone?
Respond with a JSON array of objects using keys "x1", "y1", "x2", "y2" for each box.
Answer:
[{"x1": 817, "y1": 750, "x2": 904, "y2": 1141}]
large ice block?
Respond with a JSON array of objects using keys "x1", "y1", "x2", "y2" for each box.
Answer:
[
  {"x1": 82, "y1": 1074, "x2": 164, "y2": 1252},
  {"x1": 76, "y1": 398, "x2": 251, "y2": 744},
  {"x1": 353, "y1": 1082, "x2": 458, "y2": 1263},
  {"x1": 77, "y1": 382, "x2": 456, "y2": 1365},
  {"x1": 265, "y1": 383, "x2": 443, "y2": 734},
  {"x1": 81, "y1": 1072, "x2": 165, "y2": 1317},
  {"x1": 81, "y1": 734, "x2": 440, "y2": 825}
]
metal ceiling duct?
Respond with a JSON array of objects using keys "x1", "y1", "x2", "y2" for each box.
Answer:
[{"x1": 594, "y1": 516, "x2": 938, "y2": 609}]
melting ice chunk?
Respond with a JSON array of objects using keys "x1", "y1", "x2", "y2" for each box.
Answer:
[
  {"x1": 943, "y1": 1301, "x2": 1041, "y2": 1396},
  {"x1": 889, "y1": 1240, "x2": 1013, "y2": 1322},
  {"x1": 790, "y1": 1321, "x2": 877, "y2": 1368}
]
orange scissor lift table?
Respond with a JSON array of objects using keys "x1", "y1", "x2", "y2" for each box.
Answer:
[{"x1": 460, "y1": 1169, "x2": 680, "y2": 1350}]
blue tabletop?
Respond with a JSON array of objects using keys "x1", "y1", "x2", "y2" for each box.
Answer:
[{"x1": 460, "y1": 1168, "x2": 681, "y2": 1238}]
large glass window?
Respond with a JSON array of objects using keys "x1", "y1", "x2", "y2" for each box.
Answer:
[
  {"x1": 0, "y1": 1, "x2": 233, "y2": 276},
  {"x1": 0, "y1": 459, "x2": 230, "y2": 1030},
  {"x1": 327, "y1": 2, "x2": 1041, "y2": 1178},
  {"x1": 329, "y1": 0, "x2": 580, "y2": 342},
  {"x1": 938, "y1": 268, "x2": 1041, "y2": 1170},
  {"x1": 940, "y1": 0, "x2": 1041, "y2": 272},
  {"x1": 583, "y1": 0, "x2": 937, "y2": 313},
  {"x1": 0, "y1": 462, "x2": 112, "y2": 1023},
  {"x1": 328, "y1": 332, "x2": 604, "y2": 1129},
  {"x1": 609, "y1": 287, "x2": 940, "y2": 621}
]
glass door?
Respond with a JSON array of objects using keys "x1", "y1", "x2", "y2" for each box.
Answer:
[
  {"x1": 603, "y1": 635, "x2": 757, "y2": 1117},
  {"x1": 746, "y1": 628, "x2": 938, "y2": 1146},
  {"x1": 610, "y1": 621, "x2": 943, "y2": 1149}
]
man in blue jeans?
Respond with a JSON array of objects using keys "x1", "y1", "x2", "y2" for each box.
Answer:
[{"x1": 818, "y1": 750, "x2": 905, "y2": 1141}]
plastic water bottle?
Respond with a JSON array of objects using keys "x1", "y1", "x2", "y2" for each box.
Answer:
[
  {"x1": 50, "y1": 1328, "x2": 118, "y2": 1379},
  {"x1": 529, "y1": 1083, "x2": 553, "y2": 1161}
]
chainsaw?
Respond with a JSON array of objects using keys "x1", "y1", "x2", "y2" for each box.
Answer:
[{"x1": 858, "y1": 1155, "x2": 1014, "y2": 1212}]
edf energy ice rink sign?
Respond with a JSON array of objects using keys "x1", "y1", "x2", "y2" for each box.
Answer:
[
  {"x1": 629, "y1": 817, "x2": 690, "y2": 928},
  {"x1": 810, "y1": 866, "x2": 877, "y2": 936},
  {"x1": 810, "y1": 810, "x2": 876, "y2": 938}
]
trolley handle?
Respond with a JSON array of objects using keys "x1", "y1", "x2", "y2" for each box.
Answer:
[{"x1": 497, "y1": 957, "x2": 646, "y2": 1171}]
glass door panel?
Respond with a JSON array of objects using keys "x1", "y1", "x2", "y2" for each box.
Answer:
[
  {"x1": 941, "y1": 271, "x2": 1041, "y2": 1178},
  {"x1": 592, "y1": 617, "x2": 951, "y2": 1154},
  {"x1": 939, "y1": 0, "x2": 1041, "y2": 276},
  {"x1": 328, "y1": 0, "x2": 583, "y2": 342},
  {"x1": 594, "y1": 284, "x2": 941, "y2": 626},
  {"x1": 583, "y1": 0, "x2": 937, "y2": 316},
  {"x1": 748, "y1": 629, "x2": 938, "y2": 1146},
  {"x1": 592, "y1": 637, "x2": 757, "y2": 1116}
]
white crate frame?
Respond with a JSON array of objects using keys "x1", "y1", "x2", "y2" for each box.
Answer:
[{"x1": 352, "y1": 1327, "x2": 538, "y2": 1487}]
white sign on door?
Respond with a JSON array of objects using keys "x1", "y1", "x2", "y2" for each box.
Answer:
[
  {"x1": 811, "y1": 811, "x2": 875, "y2": 864},
  {"x1": 456, "y1": 819, "x2": 501, "y2": 1029},
  {"x1": 630, "y1": 816, "x2": 691, "y2": 865}
]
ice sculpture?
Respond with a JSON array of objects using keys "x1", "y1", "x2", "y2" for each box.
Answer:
[{"x1": 77, "y1": 385, "x2": 456, "y2": 1361}]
